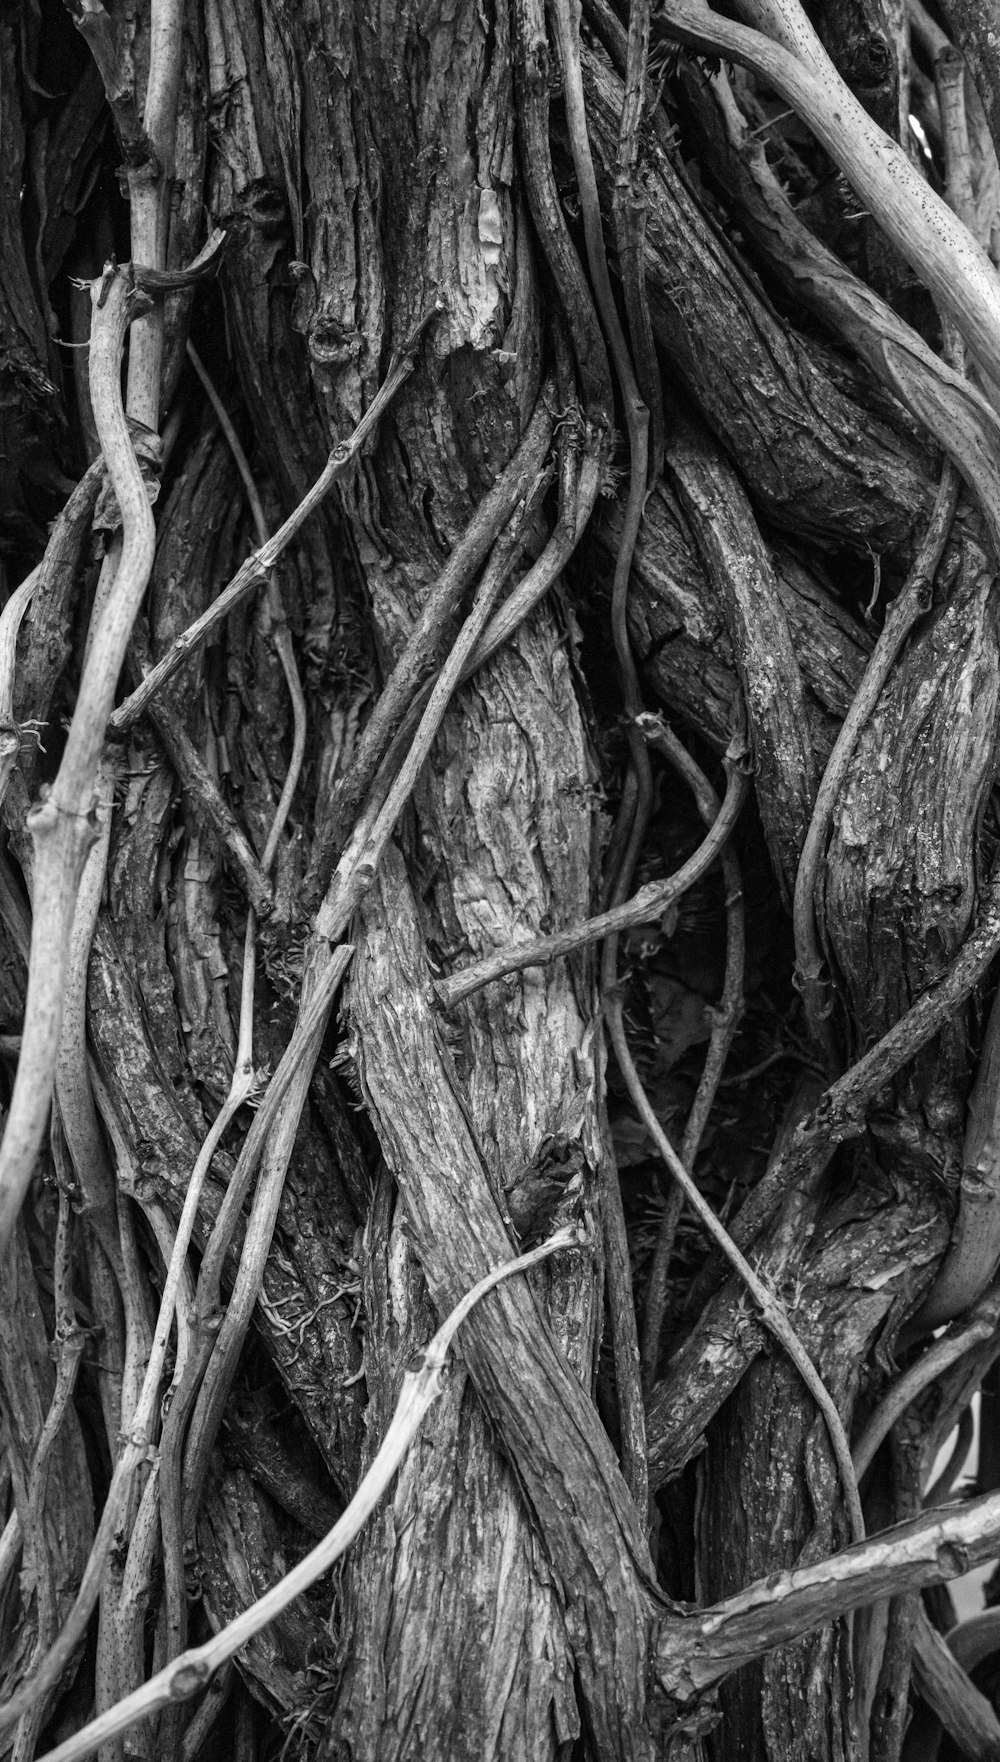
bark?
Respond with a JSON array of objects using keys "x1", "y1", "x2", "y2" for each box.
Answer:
[{"x1": 6, "y1": 0, "x2": 1000, "y2": 1759}]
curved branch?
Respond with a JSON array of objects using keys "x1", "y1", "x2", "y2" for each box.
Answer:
[
  {"x1": 658, "y1": 0, "x2": 1000, "y2": 409},
  {"x1": 437, "y1": 731, "x2": 749, "y2": 1008},
  {"x1": 0, "y1": 268, "x2": 155, "y2": 1253},
  {"x1": 656, "y1": 1487, "x2": 1000, "y2": 1701}
]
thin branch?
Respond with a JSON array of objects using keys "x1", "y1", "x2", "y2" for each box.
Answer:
[
  {"x1": 639, "y1": 718, "x2": 746, "y2": 1390},
  {"x1": 146, "y1": 680, "x2": 273, "y2": 917},
  {"x1": 657, "y1": 0, "x2": 1000, "y2": 398},
  {"x1": 185, "y1": 341, "x2": 305, "y2": 869},
  {"x1": 0, "y1": 567, "x2": 40, "y2": 809},
  {"x1": 726, "y1": 853, "x2": 1000, "y2": 1258},
  {"x1": 109, "y1": 303, "x2": 443, "y2": 739},
  {"x1": 613, "y1": 993, "x2": 864, "y2": 1542},
  {"x1": 0, "y1": 268, "x2": 155, "y2": 1255},
  {"x1": 610, "y1": 0, "x2": 665, "y2": 484},
  {"x1": 436, "y1": 728, "x2": 750, "y2": 1008},
  {"x1": 180, "y1": 491, "x2": 555, "y2": 1524},
  {"x1": 300, "y1": 383, "x2": 556, "y2": 910},
  {"x1": 32, "y1": 1228, "x2": 584, "y2": 1762},
  {"x1": 548, "y1": 0, "x2": 652, "y2": 1508},
  {"x1": 61, "y1": 0, "x2": 155, "y2": 170},
  {"x1": 853, "y1": 1279, "x2": 1000, "y2": 1479},
  {"x1": 511, "y1": 0, "x2": 612, "y2": 417},
  {"x1": 792, "y1": 461, "x2": 959, "y2": 1060},
  {"x1": 656, "y1": 1486, "x2": 1000, "y2": 1701}
]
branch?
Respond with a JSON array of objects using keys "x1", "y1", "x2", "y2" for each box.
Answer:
[
  {"x1": 62, "y1": 0, "x2": 155, "y2": 170},
  {"x1": 658, "y1": 0, "x2": 1000, "y2": 406},
  {"x1": 611, "y1": 982, "x2": 864, "y2": 1542},
  {"x1": 300, "y1": 384, "x2": 555, "y2": 910},
  {"x1": 436, "y1": 728, "x2": 749, "y2": 1008},
  {"x1": 639, "y1": 718, "x2": 745, "y2": 1389},
  {"x1": 32, "y1": 1229, "x2": 583, "y2": 1762},
  {"x1": 0, "y1": 268, "x2": 155, "y2": 1254},
  {"x1": 726, "y1": 853, "x2": 1000, "y2": 1257},
  {"x1": 549, "y1": 0, "x2": 652, "y2": 1513},
  {"x1": 792, "y1": 462, "x2": 960, "y2": 1059},
  {"x1": 656, "y1": 1488, "x2": 1000, "y2": 1701},
  {"x1": 109, "y1": 302, "x2": 442, "y2": 738},
  {"x1": 852, "y1": 1278, "x2": 1000, "y2": 1479}
]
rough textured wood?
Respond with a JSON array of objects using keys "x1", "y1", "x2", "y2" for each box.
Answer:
[{"x1": 341, "y1": 851, "x2": 662, "y2": 1762}]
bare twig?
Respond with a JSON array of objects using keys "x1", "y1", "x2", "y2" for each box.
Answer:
[
  {"x1": 639, "y1": 718, "x2": 746, "y2": 1389},
  {"x1": 110, "y1": 304, "x2": 442, "y2": 739},
  {"x1": 146, "y1": 691, "x2": 273, "y2": 916},
  {"x1": 548, "y1": 0, "x2": 652, "y2": 1512},
  {"x1": 853, "y1": 1279, "x2": 1000, "y2": 1480},
  {"x1": 613, "y1": 992, "x2": 864, "y2": 1542},
  {"x1": 611, "y1": 0, "x2": 665, "y2": 485},
  {"x1": 11, "y1": 1192, "x2": 85, "y2": 1762},
  {"x1": 0, "y1": 567, "x2": 40, "y2": 809},
  {"x1": 727, "y1": 854, "x2": 1000, "y2": 1258},
  {"x1": 437, "y1": 729, "x2": 749, "y2": 1008},
  {"x1": 301, "y1": 384, "x2": 555, "y2": 909},
  {"x1": 658, "y1": 0, "x2": 1000, "y2": 394},
  {"x1": 180, "y1": 486, "x2": 556, "y2": 1523},
  {"x1": 62, "y1": 0, "x2": 155, "y2": 170},
  {"x1": 919, "y1": 974, "x2": 1000, "y2": 1328},
  {"x1": 123, "y1": 0, "x2": 186, "y2": 427},
  {"x1": 512, "y1": 0, "x2": 612, "y2": 417},
  {"x1": 792, "y1": 462, "x2": 959, "y2": 1060},
  {"x1": 33, "y1": 1228, "x2": 584, "y2": 1762},
  {"x1": 0, "y1": 269, "x2": 155, "y2": 1255}
]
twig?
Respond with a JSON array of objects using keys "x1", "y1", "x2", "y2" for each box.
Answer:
[
  {"x1": 549, "y1": 0, "x2": 653, "y2": 1512},
  {"x1": 657, "y1": 0, "x2": 1000, "y2": 392},
  {"x1": 122, "y1": 0, "x2": 186, "y2": 428},
  {"x1": 639, "y1": 718, "x2": 746, "y2": 1389},
  {"x1": 937, "y1": 45, "x2": 976, "y2": 230},
  {"x1": 727, "y1": 853, "x2": 1000, "y2": 1258},
  {"x1": 61, "y1": 0, "x2": 155, "y2": 170},
  {"x1": 0, "y1": 567, "x2": 40, "y2": 809},
  {"x1": 923, "y1": 1403, "x2": 975, "y2": 1506},
  {"x1": 0, "y1": 935, "x2": 253, "y2": 1734},
  {"x1": 8, "y1": 455, "x2": 106, "y2": 749},
  {"x1": 610, "y1": 0, "x2": 665, "y2": 485},
  {"x1": 511, "y1": 0, "x2": 612, "y2": 417},
  {"x1": 300, "y1": 385, "x2": 555, "y2": 910},
  {"x1": 11, "y1": 1193, "x2": 85, "y2": 1762},
  {"x1": 0, "y1": 268, "x2": 155, "y2": 1255},
  {"x1": 32, "y1": 1228, "x2": 584, "y2": 1762},
  {"x1": 612, "y1": 997, "x2": 864, "y2": 1541},
  {"x1": 185, "y1": 342, "x2": 306, "y2": 872},
  {"x1": 150, "y1": 346, "x2": 309, "y2": 1703},
  {"x1": 919, "y1": 973, "x2": 1000, "y2": 1328},
  {"x1": 437, "y1": 729, "x2": 749, "y2": 1008},
  {"x1": 180, "y1": 484, "x2": 556, "y2": 1523},
  {"x1": 146, "y1": 673, "x2": 273, "y2": 917},
  {"x1": 792, "y1": 461, "x2": 959, "y2": 1062},
  {"x1": 852, "y1": 1278, "x2": 1000, "y2": 1480},
  {"x1": 109, "y1": 303, "x2": 442, "y2": 739}
]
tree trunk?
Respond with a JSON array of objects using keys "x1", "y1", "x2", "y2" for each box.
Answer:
[{"x1": 5, "y1": 0, "x2": 1000, "y2": 1759}]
